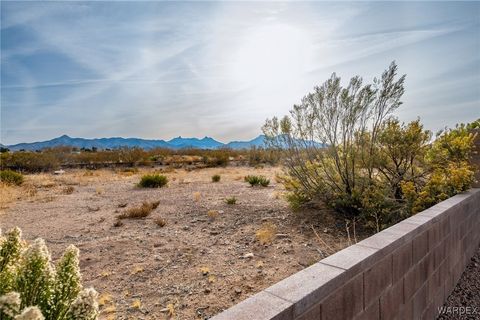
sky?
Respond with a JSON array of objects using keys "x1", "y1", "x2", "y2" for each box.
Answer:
[{"x1": 1, "y1": 1, "x2": 479, "y2": 145}]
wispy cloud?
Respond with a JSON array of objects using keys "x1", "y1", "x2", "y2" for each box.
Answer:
[{"x1": 1, "y1": 1, "x2": 479, "y2": 144}]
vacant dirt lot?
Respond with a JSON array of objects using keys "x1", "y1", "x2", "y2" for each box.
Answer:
[{"x1": 0, "y1": 166, "x2": 352, "y2": 319}]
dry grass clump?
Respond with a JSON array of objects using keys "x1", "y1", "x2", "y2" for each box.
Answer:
[
  {"x1": 193, "y1": 192, "x2": 201, "y2": 202},
  {"x1": 207, "y1": 210, "x2": 219, "y2": 219},
  {"x1": 0, "y1": 183, "x2": 20, "y2": 209},
  {"x1": 62, "y1": 186, "x2": 75, "y2": 194},
  {"x1": 113, "y1": 220, "x2": 124, "y2": 227},
  {"x1": 225, "y1": 196, "x2": 237, "y2": 205},
  {"x1": 23, "y1": 183, "x2": 38, "y2": 197},
  {"x1": 117, "y1": 201, "x2": 159, "y2": 219},
  {"x1": 154, "y1": 217, "x2": 167, "y2": 227},
  {"x1": 27, "y1": 173, "x2": 56, "y2": 188},
  {"x1": 255, "y1": 222, "x2": 277, "y2": 245}
]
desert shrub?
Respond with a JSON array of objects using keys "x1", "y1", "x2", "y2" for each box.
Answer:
[
  {"x1": 138, "y1": 174, "x2": 168, "y2": 188},
  {"x1": 62, "y1": 186, "x2": 75, "y2": 195},
  {"x1": 244, "y1": 175, "x2": 270, "y2": 187},
  {"x1": 0, "y1": 170, "x2": 24, "y2": 186},
  {"x1": 0, "y1": 152, "x2": 60, "y2": 173},
  {"x1": 118, "y1": 201, "x2": 159, "y2": 219},
  {"x1": 255, "y1": 222, "x2": 277, "y2": 245},
  {"x1": 0, "y1": 227, "x2": 99, "y2": 319},
  {"x1": 225, "y1": 196, "x2": 237, "y2": 205},
  {"x1": 285, "y1": 192, "x2": 310, "y2": 211},
  {"x1": 211, "y1": 174, "x2": 221, "y2": 182},
  {"x1": 402, "y1": 122, "x2": 477, "y2": 214},
  {"x1": 207, "y1": 210, "x2": 219, "y2": 219},
  {"x1": 263, "y1": 62, "x2": 477, "y2": 231},
  {"x1": 247, "y1": 146, "x2": 281, "y2": 166}
]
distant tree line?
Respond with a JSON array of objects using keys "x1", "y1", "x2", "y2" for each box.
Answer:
[{"x1": 0, "y1": 146, "x2": 282, "y2": 173}]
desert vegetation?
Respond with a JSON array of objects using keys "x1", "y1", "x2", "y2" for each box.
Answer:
[
  {"x1": 0, "y1": 146, "x2": 281, "y2": 173},
  {"x1": 225, "y1": 196, "x2": 237, "y2": 205},
  {"x1": 138, "y1": 174, "x2": 168, "y2": 188},
  {"x1": 117, "y1": 201, "x2": 160, "y2": 219},
  {"x1": 0, "y1": 227, "x2": 98, "y2": 319},
  {"x1": 244, "y1": 175, "x2": 270, "y2": 187},
  {"x1": 263, "y1": 62, "x2": 478, "y2": 231},
  {"x1": 0, "y1": 170, "x2": 24, "y2": 186}
]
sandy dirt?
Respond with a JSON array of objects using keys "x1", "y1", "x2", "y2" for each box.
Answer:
[{"x1": 0, "y1": 166, "x2": 353, "y2": 319}]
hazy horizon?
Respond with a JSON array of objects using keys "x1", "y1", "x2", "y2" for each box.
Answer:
[
  {"x1": 2, "y1": 133, "x2": 265, "y2": 146},
  {"x1": 2, "y1": 1, "x2": 479, "y2": 145}
]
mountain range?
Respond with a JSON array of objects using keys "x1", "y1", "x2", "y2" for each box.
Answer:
[{"x1": 3, "y1": 134, "x2": 269, "y2": 151}]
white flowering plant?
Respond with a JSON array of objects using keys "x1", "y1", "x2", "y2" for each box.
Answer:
[{"x1": 0, "y1": 227, "x2": 98, "y2": 320}]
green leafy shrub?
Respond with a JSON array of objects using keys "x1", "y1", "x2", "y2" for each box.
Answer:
[
  {"x1": 138, "y1": 174, "x2": 168, "y2": 188},
  {"x1": 0, "y1": 227, "x2": 99, "y2": 319},
  {"x1": 225, "y1": 196, "x2": 237, "y2": 205},
  {"x1": 0, "y1": 170, "x2": 24, "y2": 186},
  {"x1": 211, "y1": 174, "x2": 221, "y2": 182},
  {"x1": 244, "y1": 175, "x2": 270, "y2": 187}
]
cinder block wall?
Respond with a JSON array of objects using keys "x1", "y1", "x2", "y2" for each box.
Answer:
[{"x1": 211, "y1": 189, "x2": 480, "y2": 320}]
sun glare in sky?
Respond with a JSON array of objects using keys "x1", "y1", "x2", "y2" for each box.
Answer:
[
  {"x1": 229, "y1": 24, "x2": 314, "y2": 88},
  {"x1": 1, "y1": 2, "x2": 479, "y2": 144}
]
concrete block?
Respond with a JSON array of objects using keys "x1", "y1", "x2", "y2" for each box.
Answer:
[
  {"x1": 355, "y1": 299, "x2": 379, "y2": 320},
  {"x1": 321, "y1": 244, "x2": 378, "y2": 277},
  {"x1": 320, "y1": 273, "x2": 363, "y2": 320},
  {"x1": 364, "y1": 255, "x2": 393, "y2": 307},
  {"x1": 210, "y1": 291, "x2": 293, "y2": 320},
  {"x1": 392, "y1": 242, "x2": 413, "y2": 282},
  {"x1": 265, "y1": 262, "x2": 345, "y2": 317},
  {"x1": 380, "y1": 279, "x2": 403, "y2": 319},
  {"x1": 412, "y1": 283, "x2": 427, "y2": 320},
  {"x1": 427, "y1": 222, "x2": 440, "y2": 251},
  {"x1": 412, "y1": 230, "x2": 429, "y2": 262},
  {"x1": 358, "y1": 231, "x2": 405, "y2": 252},
  {"x1": 297, "y1": 304, "x2": 321, "y2": 320}
]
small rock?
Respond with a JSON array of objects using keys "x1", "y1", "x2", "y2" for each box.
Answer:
[
  {"x1": 298, "y1": 259, "x2": 310, "y2": 267},
  {"x1": 243, "y1": 253, "x2": 254, "y2": 259},
  {"x1": 204, "y1": 288, "x2": 211, "y2": 294},
  {"x1": 234, "y1": 287, "x2": 242, "y2": 294}
]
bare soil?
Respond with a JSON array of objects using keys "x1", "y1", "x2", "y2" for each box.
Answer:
[{"x1": 0, "y1": 166, "x2": 354, "y2": 320}]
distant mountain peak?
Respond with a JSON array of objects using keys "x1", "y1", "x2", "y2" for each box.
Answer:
[{"x1": 4, "y1": 134, "x2": 317, "y2": 151}]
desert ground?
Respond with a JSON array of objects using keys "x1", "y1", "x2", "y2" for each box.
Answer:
[{"x1": 0, "y1": 166, "x2": 353, "y2": 319}]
